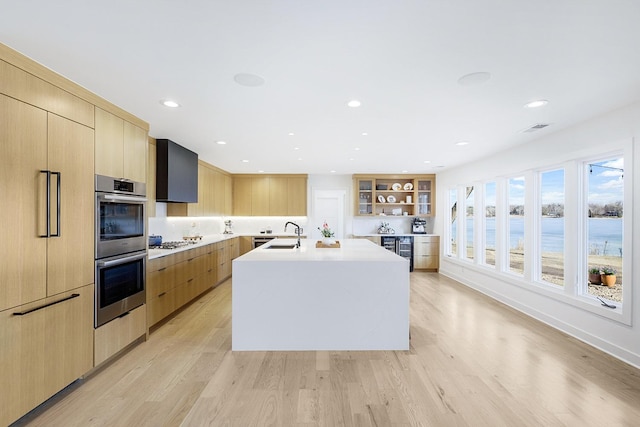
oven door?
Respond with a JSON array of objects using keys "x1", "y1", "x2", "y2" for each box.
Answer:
[
  {"x1": 95, "y1": 250, "x2": 146, "y2": 327},
  {"x1": 96, "y1": 192, "x2": 146, "y2": 258}
]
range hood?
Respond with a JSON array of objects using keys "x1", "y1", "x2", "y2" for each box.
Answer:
[{"x1": 156, "y1": 139, "x2": 198, "y2": 203}]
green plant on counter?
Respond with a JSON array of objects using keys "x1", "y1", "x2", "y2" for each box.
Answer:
[
  {"x1": 588, "y1": 267, "x2": 601, "y2": 275},
  {"x1": 318, "y1": 221, "x2": 335, "y2": 238}
]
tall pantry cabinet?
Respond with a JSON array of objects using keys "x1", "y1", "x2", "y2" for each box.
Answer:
[{"x1": 0, "y1": 48, "x2": 94, "y2": 426}]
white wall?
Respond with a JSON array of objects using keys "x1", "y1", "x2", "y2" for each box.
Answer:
[{"x1": 435, "y1": 100, "x2": 640, "y2": 368}]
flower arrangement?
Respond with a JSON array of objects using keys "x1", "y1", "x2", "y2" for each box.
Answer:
[
  {"x1": 318, "y1": 221, "x2": 335, "y2": 238},
  {"x1": 601, "y1": 266, "x2": 617, "y2": 276}
]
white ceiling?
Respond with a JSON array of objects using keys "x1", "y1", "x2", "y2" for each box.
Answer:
[{"x1": 2, "y1": 1, "x2": 640, "y2": 174}]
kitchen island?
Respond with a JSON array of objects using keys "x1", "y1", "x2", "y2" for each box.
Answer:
[{"x1": 232, "y1": 238, "x2": 409, "y2": 351}]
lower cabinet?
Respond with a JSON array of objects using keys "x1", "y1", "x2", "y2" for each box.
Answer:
[
  {"x1": 94, "y1": 304, "x2": 146, "y2": 366},
  {"x1": 147, "y1": 238, "x2": 238, "y2": 328},
  {"x1": 0, "y1": 284, "x2": 94, "y2": 427},
  {"x1": 414, "y1": 236, "x2": 440, "y2": 271}
]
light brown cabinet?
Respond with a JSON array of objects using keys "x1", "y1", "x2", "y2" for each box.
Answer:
[
  {"x1": 95, "y1": 107, "x2": 147, "y2": 182},
  {"x1": 0, "y1": 284, "x2": 94, "y2": 427},
  {"x1": 232, "y1": 175, "x2": 307, "y2": 216},
  {"x1": 94, "y1": 304, "x2": 146, "y2": 366},
  {"x1": 147, "y1": 238, "x2": 238, "y2": 328},
  {"x1": 0, "y1": 95, "x2": 94, "y2": 311},
  {"x1": 167, "y1": 160, "x2": 233, "y2": 217},
  {"x1": 353, "y1": 174, "x2": 435, "y2": 217},
  {"x1": 414, "y1": 236, "x2": 440, "y2": 271}
]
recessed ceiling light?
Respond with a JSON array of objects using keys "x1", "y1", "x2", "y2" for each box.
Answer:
[
  {"x1": 258, "y1": 170, "x2": 264, "y2": 173},
  {"x1": 297, "y1": 157, "x2": 303, "y2": 161},
  {"x1": 524, "y1": 99, "x2": 549, "y2": 108},
  {"x1": 216, "y1": 140, "x2": 227, "y2": 145},
  {"x1": 234, "y1": 73, "x2": 265, "y2": 87},
  {"x1": 457, "y1": 72, "x2": 491, "y2": 87},
  {"x1": 455, "y1": 141, "x2": 469, "y2": 146},
  {"x1": 242, "y1": 159, "x2": 249, "y2": 163},
  {"x1": 423, "y1": 160, "x2": 431, "y2": 164},
  {"x1": 354, "y1": 147, "x2": 360, "y2": 151},
  {"x1": 349, "y1": 158, "x2": 355, "y2": 161},
  {"x1": 402, "y1": 170, "x2": 408, "y2": 173},
  {"x1": 347, "y1": 99, "x2": 361, "y2": 108},
  {"x1": 361, "y1": 132, "x2": 368, "y2": 136},
  {"x1": 293, "y1": 147, "x2": 300, "y2": 150},
  {"x1": 160, "y1": 99, "x2": 180, "y2": 108},
  {"x1": 288, "y1": 132, "x2": 295, "y2": 136},
  {"x1": 435, "y1": 165, "x2": 445, "y2": 169},
  {"x1": 330, "y1": 170, "x2": 337, "y2": 173}
]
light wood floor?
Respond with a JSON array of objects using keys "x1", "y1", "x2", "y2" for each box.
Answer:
[{"x1": 14, "y1": 273, "x2": 640, "y2": 426}]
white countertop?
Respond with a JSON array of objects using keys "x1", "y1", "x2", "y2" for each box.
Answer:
[
  {"x1": 235, "y1": 238, "x2": 405, "y2": 263},
  {"x1": 147, "y1": 233, "x2": 305, "y2": 260}
]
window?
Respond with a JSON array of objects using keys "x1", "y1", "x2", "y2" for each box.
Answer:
[
  {"x1": 465, "y1": 186, "x2": 474, "y2": 260},
  {"x1": 484, "y1": 182, "x2": 496, "y2": 267},
  {"x1": 586, "y1": 158, "x2": 623, "y2": 303},
  {"x1": 540, "y1": 169, "x2": 564, "y2": 286},
  {"x1": 508, "y1": 177, "x2": 525, "y2": 275},
  {"x1": 449, "y1": 188, "x2": 457, "y2": 256}
]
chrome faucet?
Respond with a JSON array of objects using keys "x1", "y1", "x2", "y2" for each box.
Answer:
[{"x1": 284, "y1": 221, "x2": 301, "y2": 248}]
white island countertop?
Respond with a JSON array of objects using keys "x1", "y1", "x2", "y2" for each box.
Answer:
[
  {"x1": 232, "y1": 238, "x2": 410, "y2": 351},
  {"x1": 235, "y1": 237, "x2": 403, "y2": 262}
]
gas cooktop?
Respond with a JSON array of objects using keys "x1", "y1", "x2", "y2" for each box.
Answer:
[{"x1": 149, "y1": 240, "x2": 199, "y2": 250}]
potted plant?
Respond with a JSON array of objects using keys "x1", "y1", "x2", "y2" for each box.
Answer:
[
  {"x1": 318, "y1": 221, "x2": 336, "y2": 246},
  {"x1": 588, "y1": 267, "x2": 602, "y2": 285},
  {"x1": 600, "y1": 266, "x2": 617, "y2": 287}
]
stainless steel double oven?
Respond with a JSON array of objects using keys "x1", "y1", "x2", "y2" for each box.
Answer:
[{"x1": 95, "y1": 175, "x2": 147, "y2": 328}]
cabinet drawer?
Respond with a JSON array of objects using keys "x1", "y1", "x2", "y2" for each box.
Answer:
[
  {"x1": 0, "y1": 284, "x2": 93, "y2": 427},
  {"x1": 147, "y1": 264, "x2": 176, "y2": 297},
  {"x1": 148, "y1": 288, "x2": 176, "y2": 326},
  {"x1": 94, "y1": 304, "x2": 146, "y2": 366}
]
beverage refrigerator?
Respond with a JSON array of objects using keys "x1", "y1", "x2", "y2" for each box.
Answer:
[{"x1": 380, "y1": 236, "x2": 414, "y2": 271}]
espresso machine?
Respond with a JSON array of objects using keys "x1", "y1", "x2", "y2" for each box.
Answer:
[
  {"x1": 223, "y1": 219, "x2": 233, "y2": 234},
  {"x1": 412, "y1": 217, "x2": 427, "y2": 234}
]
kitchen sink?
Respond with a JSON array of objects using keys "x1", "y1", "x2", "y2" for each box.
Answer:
[{"x1": 265, "y1": 244, "x2": 297, "y2": 249}]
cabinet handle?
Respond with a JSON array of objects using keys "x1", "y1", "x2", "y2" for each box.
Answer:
[
  {"x1": 187, "y1": 278, "x2": 194, "y2": 283},
  {"x1": 158, "y1": 292, "x2": 167, "y2": 297},
  {"x1": 51, "y1": 171, "x2": 61, "y2": 237},
  {"x1": 13, "y1": 293, "x2": 79, "y2": 316},
  {"x1": 39, "y1": 170, "x2": 51, "y2": 238},
  {"x1": 158, "y1": 267, "x2": 167, "y2": 272}
]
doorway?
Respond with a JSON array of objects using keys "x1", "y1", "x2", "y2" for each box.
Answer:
[{"x1": 311, "y1": 189, "x2": 346, "y2": 240}]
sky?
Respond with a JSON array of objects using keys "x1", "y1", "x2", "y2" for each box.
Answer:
[{"x1": 466, "y1": 156, "x2": 624, "y2": 209}]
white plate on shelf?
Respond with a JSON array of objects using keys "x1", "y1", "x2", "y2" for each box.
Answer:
[
  {"x1": 404, "y1": 182, "x2": 413, "y2": 191},
  {"x1": 377, "y1": 195, "x2": 386, "y2": 203},
  {"x1": 391, "y1": 183, "x2": 402, "y2": 191},
  {"x1": 387, "y1": 195, "x2": 396, "y2": 203}
]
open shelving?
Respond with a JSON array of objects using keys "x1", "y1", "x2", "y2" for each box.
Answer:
[{"x1": 354, "y1": 174, "x2": 435, "y2": 217}]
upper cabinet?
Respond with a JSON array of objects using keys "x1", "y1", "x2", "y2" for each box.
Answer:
[
  {"x1": 232, "y1": 175, "x2": 307, "y2": 216},
  {"x1": 353, "y1": 174, "x2": 436, "y2": 217},
  {"x1": 167, "y1": 160, "x2": 233, "y2": 217},
  {"x1": 95, "y1": 107, "x2": 147, "y2": 182}
]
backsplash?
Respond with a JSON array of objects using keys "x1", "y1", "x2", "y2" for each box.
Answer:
[
  {"x1": 149, "y1": 204, "x2": 308, "y2": 240},
  {"x1": 352, "y1": 216, "x2": 434, "y2": 235}
]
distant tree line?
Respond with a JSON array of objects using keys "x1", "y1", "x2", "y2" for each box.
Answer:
[{"x1": 481, "y1": 202, "x2": 623, "y2": 218}]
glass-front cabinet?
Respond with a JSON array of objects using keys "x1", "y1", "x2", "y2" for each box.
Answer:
[
  {"x1": 416, "y1": 179, "x2": 433, "y2": 215},
  {"x1": 357, "y1": 179, "x2": 373, "y2": 215},
  {"x1": 353, "y1": 174, "x2": 436, "y2": 217}
]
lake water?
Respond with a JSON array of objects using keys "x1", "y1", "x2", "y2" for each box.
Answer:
[{"x1": 463, "y1": 217, "x2": 623, "y2": 255}]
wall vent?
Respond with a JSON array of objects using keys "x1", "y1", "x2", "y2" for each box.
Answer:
[{"x1": 521, "y1": 123, "x2": 550, "y2": 133}]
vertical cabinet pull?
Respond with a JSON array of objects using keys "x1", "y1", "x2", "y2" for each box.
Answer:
[
  {"x1": 51, "y1": 171, "x2": 61, "y2": 237},
  {"x1": 39, "y1": 170, "x2": 61, "y2": 238},
  {"x1": 39, "y1": 170, "x2": 51, "y2": 238}
]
